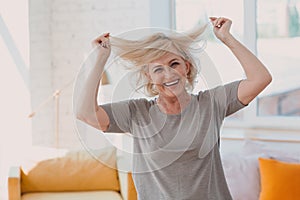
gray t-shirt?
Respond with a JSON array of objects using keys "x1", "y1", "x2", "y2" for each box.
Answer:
[{"x1": 102, "y1": 80, "x2": 246, "y2": 200}]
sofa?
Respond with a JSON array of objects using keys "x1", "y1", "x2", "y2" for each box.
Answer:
[
  {"x1": 8, "y1": 140, "x2": 300, "y2": 200},
  {"x1": 8, "y1": 146, "x2": 137, "y2": 200},
  {"x1": 221, "y1": 139, "x2": 300, "y2": 200}
]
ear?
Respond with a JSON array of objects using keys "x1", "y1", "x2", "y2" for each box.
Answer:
[{"x1": 185, "y1": 61, "x2": 191, "y2": 75}]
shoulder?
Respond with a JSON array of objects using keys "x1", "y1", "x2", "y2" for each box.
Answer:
[
  {"x1": 195, "y1": 87, "x2": 216, "y2": 103},
  {"x1": 127, "y1": 98, "x2": 154, "y2": 113},
  {"x1": 128, "y1": 98, "x2": 156, "y2": 125},
  {"x1": 196, "y1": 81, "x2": 242, "y2": 100},
  {"x1": 128, "y1": 98, "x2": 152, "y2": 107}
]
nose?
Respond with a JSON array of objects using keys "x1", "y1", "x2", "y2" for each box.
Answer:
[{"x1": 163, "y1": 66, "x2": 176, "y2": 78}]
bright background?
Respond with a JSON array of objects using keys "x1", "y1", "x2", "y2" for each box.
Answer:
[{"x1": 1, "y1": 0, "x2": 300, "y2": 198}]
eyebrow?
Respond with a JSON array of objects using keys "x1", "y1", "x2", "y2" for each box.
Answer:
[
  {"x1": 151, "y1": 58, "x2": 179, "y2": 68},
  {"x1": 168, "y1": 58, "x2": 179, "y2": 64}
]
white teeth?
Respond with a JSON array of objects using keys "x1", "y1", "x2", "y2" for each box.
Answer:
[{"x1": 164, "y1": 79, "x2": 179, "y2": 86}]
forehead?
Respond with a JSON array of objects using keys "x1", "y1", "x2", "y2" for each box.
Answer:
[{"x1": 150, "y1": 52, "x2": 182, "y2": 66}]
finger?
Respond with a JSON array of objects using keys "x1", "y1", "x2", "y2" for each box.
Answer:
[
  {"x1": 96, "y1": 32, "x2": 110, "y2": 39},
  {"x1": 100, "y1": 40, "x2": 111, "y2": 49},
  {"x1": 218, "y1": 18, "x2": 232, "y2": 30},
  {"x1": 95, "y1": 40, "x2": 104, "y2": 47},
  {"x1": 97, "y1": 37, "x2": 109, "y2": 43},
  {"x1": 103, "y1": 43, "x2": 109, "y2": 48},
  {"x1": 211, "y1": 17, "x2": 220, "y2": 27},
  {"x1": 209, "y1": 17, "x2": 218, "y2": 26},
  {"x1": 209, "y1": 17, "x2": 217, "y2": 22},
  {"x1": 94, "y1": 33, "x2": 110, "y2": 44},
  {"x1": 101, "y1": 41, "x2": 107, "y2": 48},
  {"x1": 215, "y1": 17, "x2": 226, "y2": 28},
  {"x1": 214, "y1": 17, "x2": 223, "y2": 27}
]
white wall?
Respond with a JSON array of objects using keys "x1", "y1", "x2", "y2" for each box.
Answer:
[
  {"x1": 29, "y1": 0, "x2": 151, "y2": 148},
  {"x1": 0, "y1": 0, "x2": 31, "y2": 197}
]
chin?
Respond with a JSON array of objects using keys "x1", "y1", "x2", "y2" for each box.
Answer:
[{"x1": 160, "y1": 86, "x2": 187, "y2": 98}]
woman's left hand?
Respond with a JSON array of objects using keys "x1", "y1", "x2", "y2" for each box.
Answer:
[{"x1": 209, "y1": 17, "x2": 233, "y2": 44}]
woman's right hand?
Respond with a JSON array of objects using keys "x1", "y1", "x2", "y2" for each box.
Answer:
[{"x1": 92, "y1": 33, "x2": 111, "y2": 56}]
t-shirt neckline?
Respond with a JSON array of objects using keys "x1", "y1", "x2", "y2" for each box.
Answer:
[{"x1": 153, "y1": 94, "x2": 195, "y2": 117}]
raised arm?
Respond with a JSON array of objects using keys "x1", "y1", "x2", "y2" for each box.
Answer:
[
  {"x1": 210, "y1": 17, "x2": 272, "y2": 105},
  {"x1": 76, "y1": 33, "x2": 111, "y2": 131}
]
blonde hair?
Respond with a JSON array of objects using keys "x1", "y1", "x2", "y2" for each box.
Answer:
[{"x1": 109, "y1": 25, "x2": 208, "y2": 96}]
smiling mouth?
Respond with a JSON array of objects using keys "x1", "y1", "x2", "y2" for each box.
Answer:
[{"x1": 163, "y1": 79, "x2": 180, "y2": 87}]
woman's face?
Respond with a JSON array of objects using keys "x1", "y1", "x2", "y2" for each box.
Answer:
[{"x1": 147, "y1": 52, "x2": 190, "y2": 98}]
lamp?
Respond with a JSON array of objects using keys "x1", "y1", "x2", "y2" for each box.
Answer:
[{"x1": 28, "y1": 71, "x2": 110, "y2": 149}]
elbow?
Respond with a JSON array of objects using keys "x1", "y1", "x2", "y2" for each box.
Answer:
[
  {"x1": 75, "y1": 107, "x2": 90, "y2": 122},
  {"x1": 75, "y1": 108, "x2": 89, "y2": 123},
  {"x1": 259, "y1": 75, "x2": 272, "y2": 91},
  {"x1": 258, "y1": 70, "x2": 272, "y2": 87},
  {"x1": 252, "y1": 72, "x2": 272, "y2": 91},
  {"x1": 265, "y1": 73, "x2": 272, "y2": 86},
  {"x1": 76, "y1": 113, "x2": 86, "y2": 122}
]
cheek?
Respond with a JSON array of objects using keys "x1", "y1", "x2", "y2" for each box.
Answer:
[
  {"x1": 149, "y1": 74, "x2": 163, "y2": 84},
  {"x1": 176, "y1": 67, "x2": 188, "y2": 77}
]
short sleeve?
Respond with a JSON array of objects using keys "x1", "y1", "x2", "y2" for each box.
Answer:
[
  {"x1": 212, "y1": 80, "x2": 247, "y2": 117},
  {"x1": 100, "y1": 100, "x2": 132, "y2": 133}
]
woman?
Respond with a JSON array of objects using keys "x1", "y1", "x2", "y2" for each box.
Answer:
[{"x1": 76, "y1": 17, "x2": 272, "y2": 199}]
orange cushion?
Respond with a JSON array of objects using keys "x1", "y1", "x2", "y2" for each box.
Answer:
[
  {"x1": 127, "y1": 172, "x2": 137, "y2": 200},
  {"x1": 259, "y1": 157, "x2": 300, "y2": 200},
  {"x1": 21, "y1": 147, "x2": 120, "y2": 193}
]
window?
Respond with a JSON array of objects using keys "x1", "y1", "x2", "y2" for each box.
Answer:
[
  {"x1": 257, "y1": 0, "x2": 300, "y2": 117},
  {"x1": 175, "y1": 0, "x2": 300, "y2": 130}
]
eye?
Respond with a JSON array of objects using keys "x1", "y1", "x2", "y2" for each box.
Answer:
[
  {"x1": 153, "y1": 67, "x2": 163, "y2": 73},
  {"x1": 170, "y1": 62, "x2": 179, "y2": 68}
]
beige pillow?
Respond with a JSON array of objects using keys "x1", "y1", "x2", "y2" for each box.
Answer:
[{"x1": 21, "y1": 146, "x2": 120, "y2": 193}]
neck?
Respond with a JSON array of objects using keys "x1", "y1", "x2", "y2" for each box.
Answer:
[{"x1": 157, "y1": 92, "x2": 191, "y2": 114}]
